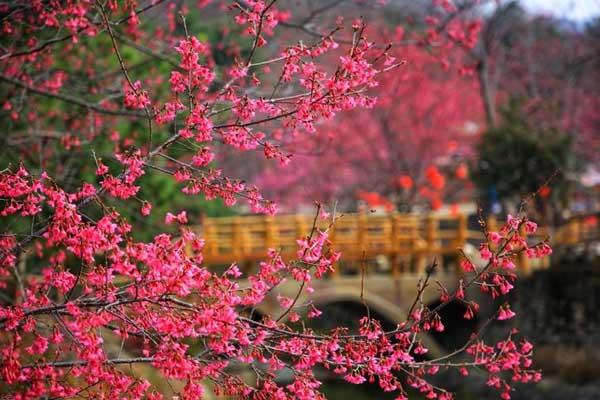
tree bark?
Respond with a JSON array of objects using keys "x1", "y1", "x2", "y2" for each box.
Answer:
[{"x1": 477, "y1": 60, "x2": 496, "y2": 128}]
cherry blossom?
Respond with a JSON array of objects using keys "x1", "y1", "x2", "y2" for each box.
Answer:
[{"x1": 0, "y1": 1, "x2": 546, "y2": 399}]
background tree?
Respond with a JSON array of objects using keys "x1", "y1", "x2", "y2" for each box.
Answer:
[
  {"x1": 254, "y1": 43, "x2": 482, "y2": 212},
  {"x1": 471, "y1": 101, "x2": 577, "y2": 223}
]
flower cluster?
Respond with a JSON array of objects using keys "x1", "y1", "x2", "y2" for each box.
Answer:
[{"x1": 0, "y1": 169, "x2": 546, "y2": 399}]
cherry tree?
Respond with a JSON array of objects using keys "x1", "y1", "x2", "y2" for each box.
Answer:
[
  {"x1": 254, "y1": 42, "x2": 483, "y2": 211},
  {"x1": 0, "y1": 1, "x2": 548, "y2": 399}
]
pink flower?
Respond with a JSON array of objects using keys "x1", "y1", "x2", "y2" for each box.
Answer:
[
  {"x1": 506, "y1": 214, "x2": 520, "y2": 230},
  {"x1": 307, "y1": 305, "x2": 322, "y2": 319},
  {"x1": 191, "y1": 147, "x2": 215, "y2": 167},
  {"x1": 277, "y1": 294, "x2": 293, "y2": 309},
  {"x1": 479, "y1": 244, "x2": 493, "y2": 260},
  {"x1": 229, "y1": 65, "x2": 248, "y2": 79},
  {"x1": 123, "y1": 81, "x2": 150, "y2": 109},
  {"x1": 225, "y1": 264, "x2": 242, "y2": 278},
  {"x1": 520, "y1": 340, "x2": 533, "y2": 354},
  {"x1": 52, "y1": 270, "x2": 77, "y2": 294},
  {"x1": 288, "y1": 312, "x2": 300, "y2": 322},
  {"x1": 344, "y1": 373, "x2": 366, "y2": 384},
  {"x1": 463, "y1": 306, "x2": 475, "y2": 320},
  {"x1": 524, "y1": 220, "x2": 537, "y2": 234},
  {"x1": 165, "y1": 211, "x2": 187, "y2": 225},
  {"x1": 501, "y1": 257, "x2": 516, "y2": 270},
  {"x1": 183, "y1": 380, "x2": 203, "y2": 398},
  {"x1": 141, "y1": 202, "x2": 152, "y2": 216},
  {"x1": 488, "y1": 231, "x2": 502, "y2": 245},
  {"x1": 460, "y1": 259, "x2": 475, "y2": 272},
  {"x1": 497, "y1": 306, "x2": 516, "y2": 321},
  {"x1": 26, "y1": 335, "x2": 49, "y2": 355},
  {"x1": 95, "y1": 161, "x2": 108, "y2": 176}
]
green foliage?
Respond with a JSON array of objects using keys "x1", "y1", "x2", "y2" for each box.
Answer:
[
  {"x1": 0, "y1": 13, "x2": 244, "y2": 245},
  {"x1": 472, "y1": 101, "x2": 577, "y2": 205},
  {"x1": 131, "y1": 172, "x2": 235, "y2": 242}
]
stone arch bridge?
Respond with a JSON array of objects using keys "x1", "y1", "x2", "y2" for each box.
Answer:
[{"x1": 197, "y1": 212, "x2": 599, "y2": 354}]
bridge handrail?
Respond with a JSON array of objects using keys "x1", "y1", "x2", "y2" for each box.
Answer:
[{"x1": 197, "y1": 212, "x2": 599, "y2": 272}]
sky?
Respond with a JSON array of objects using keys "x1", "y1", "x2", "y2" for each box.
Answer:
[{"x1": 522, "y1": 0, "x2": 600, "y2": 22}]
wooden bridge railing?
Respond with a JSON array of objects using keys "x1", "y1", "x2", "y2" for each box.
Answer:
[
  {"x1": 201, "y1": 214, "x2": 460, "y2": 262},
  {"x1": 198, "y1": 212, "x2": 599, "y2": 274}
]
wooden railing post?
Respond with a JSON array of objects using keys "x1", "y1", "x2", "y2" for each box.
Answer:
[
  {"x1": 295, "y1": 215, "x2": 309, "y2": 274},
  {"x1": 329, "y1": 221, "x2": 340, "y2": 278},
  {"x1": 425, "y1": 215, "x2": 438, "y2": 248},
  {"x1": 358, "y1": 213, "x2": 367, "y2": 252},
  {"x1": 486, "y1": 214, "x2": 498, "y2": 231},
  {"x1": 567, "y1": 217, "x2": 579, "y2": 245},
  {"x1": 232, "y1": 217, "x2": 242, "y2": 256},
  {"x1": 202, "y1": 218, "x2": 215, "y2": 258},
  {"x1": 265, "y1": 215, "x2": 277, "y2": 250},
  {"x1": 295, "y1": 215, "x2": 308, "y2": 239},
  {"x1": 356, "y1": 213, "x2": 368, "y2": 275},
  {"x1": 391, "y1": 214, "x2": 401, "y2": 278},
  {"x1": 416, "y1": 215, "x2": 437, "y2": 274}
]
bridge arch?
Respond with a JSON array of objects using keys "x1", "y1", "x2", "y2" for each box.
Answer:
[{"x1": 310, "y1": 285, "x2": 410, "y2": 324}]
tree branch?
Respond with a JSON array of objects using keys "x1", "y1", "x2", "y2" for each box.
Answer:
[{"x1": 0, "y1": 73, "x2": 146, "y2": 117}]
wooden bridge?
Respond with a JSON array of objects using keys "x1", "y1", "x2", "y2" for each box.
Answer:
[
  {"x1": 197, "y1": 212, "x2": 598, "y2": 357},
  {"x1": 199, "y1": 212, "x2": 599, "y2": 275}
]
